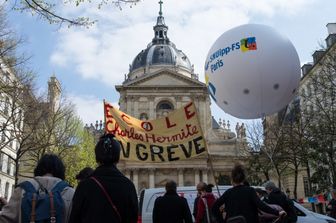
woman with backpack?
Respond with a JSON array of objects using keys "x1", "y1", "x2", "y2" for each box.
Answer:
[{"x1": 0, "y1": 154, "x2": 74, "y2": 223}]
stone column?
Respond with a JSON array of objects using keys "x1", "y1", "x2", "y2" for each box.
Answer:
[
  {"x1": 133, "y1": 169, "x2": 139, "y2": 193},
  {"x1": 194, "y1": 169, "x2": 200, "y2": 185},
  {"x1": 125, "y1": 169, "x2": 131, "y2": 179},
  {"x1": 149, "y1": 96, "x2": 155, "y2": 119},
  {"x1": 134, "y1": 99, "x2": 139, "y2": 118},
  {"x1": 202, "y1": 169, "x2": 208, "y2": 183},
  {"x1": 178, "y1": 169, "x2": 184, "y2": 186},
  {"x1": 176, "y1": 96, "x2": 182, "y2": 109},
  {"x1": 149, "y1": 169, "x2": 155, "y2": 188},
  {"x1": 126, "y1": 96, "x2": 132, "y2": 115}
]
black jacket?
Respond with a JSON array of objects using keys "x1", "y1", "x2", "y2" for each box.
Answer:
[
  {"x1": 69, "y1": 164, "x2": 138, "y2": 223},
  {"x1": 153, "y1": 191, "x2": 193, "y2": 223},
  {"x1": 267, "y1": 189, "x2": 297, "y2": 223},
  {"x1": 212, "y1": 185, "x2": 279, "y2": 223}
]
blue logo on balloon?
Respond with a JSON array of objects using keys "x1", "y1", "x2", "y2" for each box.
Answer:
[{"x1": 208, "y1": 82, "x2": 217, "y2": 102}]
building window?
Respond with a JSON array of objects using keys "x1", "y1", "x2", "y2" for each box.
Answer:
[
  {"x1": 156, "y1": 101, "x2": 174, "y2": 118},
  {"x1": 4, "y1": 182, "x2": 9, "y2": 199},
  {"x1": 0, "y1": 153, "x2": 3, "y2": 171},
  {"x1": 4, "y1": 97, "x2": 9, "y2": 115},
  {"x1": 7, "y1": 157, "x2": 11, "y2": 175}
]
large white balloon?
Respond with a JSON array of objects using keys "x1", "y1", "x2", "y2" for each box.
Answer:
[{"x1": 205, "y1": 24, "x2": 301, "y2": 119}]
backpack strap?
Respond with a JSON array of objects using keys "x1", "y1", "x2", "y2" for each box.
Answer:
[
  {"x1": 49, "y1": 191, "x2": 56, "y2": 223},
  {"x1": 201, "y1": 197, "x2": 211, "y2": 223},
  {"x1": 90, "y1": 176, "x2": 121, "y2": 222},
  {"x1": 30, "y1": 193, "x2": 37, "y2": 223}
]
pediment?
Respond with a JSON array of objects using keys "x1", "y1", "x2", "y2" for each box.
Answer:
[{"x1": 124, "y1": 70, "x2": 206, "y2": 87}]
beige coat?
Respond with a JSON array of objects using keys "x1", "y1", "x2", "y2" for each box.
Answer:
[{"x1": 0, "y1": 176, "x2": 74, "y2": 223}]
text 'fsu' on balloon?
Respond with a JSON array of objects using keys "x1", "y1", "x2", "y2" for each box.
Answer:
[{"x1": 205, "y1": 24, "x2": 301, "y2": 119}]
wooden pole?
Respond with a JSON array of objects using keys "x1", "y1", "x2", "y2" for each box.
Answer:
[{"x1": 207, "y1": 149, "x2": 221, "y2": 196}]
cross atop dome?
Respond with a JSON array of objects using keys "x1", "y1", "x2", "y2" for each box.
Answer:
[
  {"x1": 159, "y1": 0, "x2": 163, "y2": 16},
  {"x1": 153, "y1": 0, "x2": 169, "y2": 44}
]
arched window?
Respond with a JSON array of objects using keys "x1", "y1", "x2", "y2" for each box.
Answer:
[{"x1": 156, "y1": 101, "x2": 174, "y2": 118}]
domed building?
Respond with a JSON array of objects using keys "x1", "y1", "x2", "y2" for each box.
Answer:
[{"x1": 113, "y1": 3, "x2": 248, "y2": 192}]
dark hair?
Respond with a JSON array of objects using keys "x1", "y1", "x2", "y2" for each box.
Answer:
[
  {"x1": 76, "y1": 167, "x2": 94, "y2": 180},
  {"x1": 205, "y1": 184, "x2": 214, "y2": 192},
  {"x1": 34, "y1": 154, "x2": 65, "y2": 180},
  {"x1": 165, "y1": 180, "x2": 177, "y2": 193},
  {"x1": 231, "y1": 163, "x2": 246, "y2": 184},
  {"x1": 255, "y1": 188, "x2": 267, "y2": 196},
  {"x1": 95, "y1": 133, "x2": 121, "y2": 165}
]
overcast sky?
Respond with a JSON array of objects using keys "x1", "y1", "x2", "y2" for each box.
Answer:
[{"x1": 4, "y1": 0, "x2": 336, "y2": 128}]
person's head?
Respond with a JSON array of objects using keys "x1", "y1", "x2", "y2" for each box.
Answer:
[
  {"x1": 34, "y1": 154, "x2": 65, "y2": 180},
  {"x1": 196, "y1": 182, "x2": 207, "y2": 195},
  {"x1": 165, "y1": 180, "x2": 177, "y2": 193},
  {"x1": 263, "y1": 181, "x2": 277, "y2": 194},
  {"x1": 332, "y1": 188, "x2": 336, "y2": 199},
  {"x1": 255, "y1": 188, "x2": 267, "y2": 198},
  {"x1": 231, "y1": 163, "x2": 246, "y2": 185},
  {"x1": 76, "y1": 167, "x2": 94, "y2": 182},
  {"x1": 95, "y1": 133, "x2": 121, "y2": 165},
  {"x1": 205, "y1": 184, "x2": 214, "y2": 193}
]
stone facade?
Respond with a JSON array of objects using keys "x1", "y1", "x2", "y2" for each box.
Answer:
[{"x1": 109, "y1": 8, "x2": 248, "y2": 193}]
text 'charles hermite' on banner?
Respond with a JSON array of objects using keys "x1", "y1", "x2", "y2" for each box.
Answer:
[{"x1": 104, "y1": 101, "x2": 206, "y2": 162}]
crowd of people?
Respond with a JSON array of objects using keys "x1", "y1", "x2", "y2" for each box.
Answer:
[{"x1": 0, "y1": 133, "x2": 334, "y2": 223}]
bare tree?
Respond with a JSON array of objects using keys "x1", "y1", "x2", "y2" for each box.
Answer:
[
  {"x1": 5, "y1": 0, "x2": 140, "y2": 27},
  {"x1": 245, "y1": 119, "x2": 289, "y2": 188},
  {"x1": 301, "y1": 49, "x2": 336, "y2": 189}
]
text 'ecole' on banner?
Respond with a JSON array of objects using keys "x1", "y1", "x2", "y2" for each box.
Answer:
[{"x1": 104, "y1": 101, "x2": 207, "y2": 162}]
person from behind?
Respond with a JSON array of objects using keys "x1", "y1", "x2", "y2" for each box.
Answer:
[
  {"x1": 69, "y1": 133, "x2": 138, "y2": 223},
  {"x1": 212, "y1": 164, "x2": 286, "y2": 223},
  {"x1": 263, "y1": 181, "x2": 297, "y2": 223},
  {"x1": 255, "y1": 188, "x2": 268, "y2": 202},
  {"x1": 255, "y1": 188, "x2": 283, "y2": 223},
  {"x1": 152, "y1": 180, "x2": 193, "y2": 223},
  {"x1": 0, "y1": 153, "x2": 74, "y2": 223},
  {"x1": 194, "y1": 182, "x2": 207, "y2": 219},
  {"x1": 326, "y1": 188, "x2": 336, "y2": 218},
  {"x1": 195, "y1": 183, "x2": 217, "y2": 223},
  {"x1": 75, "y1": 167, "x2": 94, "y2": 184}
]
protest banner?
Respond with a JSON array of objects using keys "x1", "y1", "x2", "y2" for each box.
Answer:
[{"x1": 104, "y1": 101, "x2": 207, "y2": 162}]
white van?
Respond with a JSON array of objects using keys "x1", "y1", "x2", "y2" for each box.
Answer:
[{"x1": 138, "y1": 186, "x2": 336, "y2": 223}]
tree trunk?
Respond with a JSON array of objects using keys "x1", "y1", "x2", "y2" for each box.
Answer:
[
  {"x1": 306, "y1": 161, "x2": 315, "y2": 212},
  {"x1": 14, "y1": 159, "x2": 20, "y2": 186},
  {"x1": 294, "y1": 165, "x2": 298, "y2": 199}
]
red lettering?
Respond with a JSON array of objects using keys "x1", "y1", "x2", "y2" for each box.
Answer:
[
  {"x1": 184, "y1": 102, "x2": 195, "y2": 119},
  {"x1": 165, "y1": 117, "x2": 177, "y2": 128},
  {"x1": 141, "y1": 122, "x2": 153, "y2": 132},
  {"x1": 121, "y1": 114, "x2": 132, "y2": 125},
  {"x1": 105, "y1": 119, "x2": 114, "y2": 133},
  {"x1": 104, "y1": 103, "x2": 113, "y2": 118}
]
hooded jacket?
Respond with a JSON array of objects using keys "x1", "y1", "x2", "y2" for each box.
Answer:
[{"x1": 0, "y1": 176, "x2": 74, "y2": 223}]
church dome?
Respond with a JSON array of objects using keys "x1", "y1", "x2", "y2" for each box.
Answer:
[
  {"x1": 130, "y1": 42, "x2": 192, "y2": 72},
  {"x1": 128, "y1": 4, "x2": 193, "y2": 76}
]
